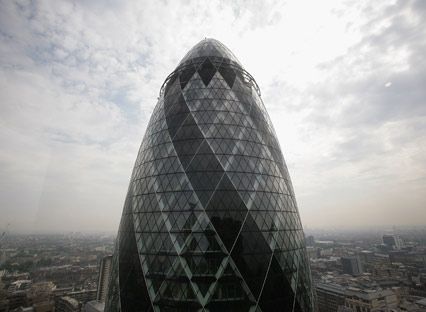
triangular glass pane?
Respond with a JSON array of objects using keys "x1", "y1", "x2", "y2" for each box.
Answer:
[{"x1": 198, "y1": 58, "x2": 217, "y2": 86}]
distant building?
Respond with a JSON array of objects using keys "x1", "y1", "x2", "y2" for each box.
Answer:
[
  {"x1": 15, "y1": 307, "x2": 34, "y2": 312},
  {"x1": 96, "y1": 256, "x2": 112, "y2": 303},
  {"x1": 9, "y1": 280, "x2": 32, "y2": 292},
  {"x1": 0, "y1": 249, "x2": 17, "y2": 266},
  {"x1": 32, "y1": 301, "x2": 54, "y2": 312},
  {"x1": 316, "y1": 282, "x2": 399, "y2": 312},
  {"x1": 383, "y1": 234, "x2": 403, "y2": 250},
  {"x1": 316, "y1": 283, "x2": 346, "y2": 312},
  {"x1": 389, "y1": 250, "x2": 426, "y2": 267},
  {"x1": 398, "y1": 300, "x2": 422, "y2": 312},
  {"x1": 316, "y1": 240, "x2": 335, "y2": 247},
  {"x1": 84, "y1": 300, "x2": 104, "y2": 312},
  {"x1": 341, "y1": 256, "x2": 363, "y2": 276},
  {"x1": 344, "y1": 288, "x2": 398, "y2": 311},
  {"x1": 7, "y1": 290, "x2": 28, "y2": 310},
  {"x1": 54, "y1": 289, "x2": 95, "y2": 312},
  {"x1": 64, "y1": 290, "x2": 96, "y2": 304},
  {"x1": 306, "y1": 247, "x2": 319, "y2": 259},
  {"x1": 0, "y1": 299, "x2": 8, "y2": 312},
  {"x1": 416, "y1": 297, "x2": 426, "y2": 308},
  {"x1": 55, "y1": 296, "x2": 81, "y2": 312},
  {"x1": 27, "y1": 281, "x2": 55, "y2": 309},
  {"x1": 0, "y1": 279, "x2": 8, "y2": 312},
  {"x1": 306, "y1": 235, "x2": 315, "y2": 247},
  {"x1": 319, "y1": 248, "x2": 335, "y2": 258},
  {"x1": 84, "y1": 255, "x2": 111, "y2": 312}
]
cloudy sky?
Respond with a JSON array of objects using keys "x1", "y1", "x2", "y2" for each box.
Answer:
[{"x1": 0, "y1": 0, "x2": 425, "y2": 233}]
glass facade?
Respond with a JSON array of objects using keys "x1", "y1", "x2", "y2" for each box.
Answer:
[{"x1": 105, "y1": 39, "x2": 314, "y2": 312}]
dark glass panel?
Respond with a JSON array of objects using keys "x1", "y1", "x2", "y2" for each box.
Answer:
[
  {"x1": 218, "y1": 65, "x2": 236, "y2": 88},
  {"x1": 207, "y1": 276, "x2": 253, "y2": 312},
  {"x1": 179, "y1": 65, "x2": 197, "y2": 90},
  {"x1": 198, "y1": 57, "x2": 217, "y2": 86},
  {"x1": 258, "y1": 254, "x2": 300, "y2": 312},
  {"x1": 230, "y1": 213, "x2": 272, "y2": 299},
  {"x1": 117, "y1": 201, "x2": 152, "y2": 311},
  {"x1": 205, "y1": 175, "x2": 247, "y2": 251}
]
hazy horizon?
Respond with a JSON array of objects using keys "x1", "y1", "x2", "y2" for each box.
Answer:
[
  {"x1": 2, "y1": 224, "x2": 426, "y2": 236},
  {"x1": 1, "y1": 0, "x2": 425, "y2": 233}
]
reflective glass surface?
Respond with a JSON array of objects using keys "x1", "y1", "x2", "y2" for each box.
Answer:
[{"x1": 105, "y1": 38, "x2": 314, "y2": 312}]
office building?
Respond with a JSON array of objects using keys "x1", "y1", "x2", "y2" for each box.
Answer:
[
  {"x1": 96, "y1": 256, "x2": 112, "y2": 303},
  {"x1": 383, "y1": 234, "x2": 403, "y2": 250},
  {"x1": 341, "y1": 256, "x2": 363, "y2": 276},
  {"x1": 306, "y1": 235, "x2": 315, "y2": 247},
  {"x1": 105, "y1": 38, "x2": 313, "y2": 311},
  {"x1": 55, "y1": 296, "x2": 80, "y2": 312},
  {"x1": 316, "y1": 283, "x2": 346, "y2": 312},
  {"x1": 316, "y1": 283, "x2": 398, "y2": 312},
  {"x1": 85, "y1": 300, "x2": 105, "y2": 312},
  {"x1": 344, "y1": 288, "x2": 398, "y2": 311}
]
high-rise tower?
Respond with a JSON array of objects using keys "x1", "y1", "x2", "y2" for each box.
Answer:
[
  {"x1": 105, "y1": 39, "x2": 314, "y2": 312},
  {"x1": 97, "y1": 255, "x2": 113, "y2": 303}
]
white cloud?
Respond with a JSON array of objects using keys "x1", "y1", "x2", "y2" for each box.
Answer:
[{"x1": 0, "y1": 0, "x2": 425, "y2": 232}]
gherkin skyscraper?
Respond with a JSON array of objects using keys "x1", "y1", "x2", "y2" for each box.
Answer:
[{"x1": 105, "y1": 39, "x2": 314, "y2": 312}]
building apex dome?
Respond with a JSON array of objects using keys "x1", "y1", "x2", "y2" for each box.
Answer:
[{"x1": 178, "y1": 38, "x2": 241, "y2": 66}]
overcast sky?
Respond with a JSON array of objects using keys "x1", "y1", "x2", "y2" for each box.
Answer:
[{"x1": 0, "y1": 0, "x2": 425, "y2": 233}]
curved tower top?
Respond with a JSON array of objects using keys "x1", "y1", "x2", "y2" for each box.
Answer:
[
  {"x1": 178, "y1": 38, "x2": 242, "y2": 67},
  {"x1": 106, "y1": 38, "x2": 314, "y2": 312},
  {"x1": 161, "y1": 38, "x2": 260, "y2": 98}
]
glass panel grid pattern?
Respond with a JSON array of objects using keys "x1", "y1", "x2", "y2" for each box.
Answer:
[{"x1": 106, "y1": 38, "x2": 314, "y2": 312}]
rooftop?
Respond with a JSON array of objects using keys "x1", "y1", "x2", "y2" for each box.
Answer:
[{"x1": 178, "y1": 38, "x2": 241, "y2": 66}]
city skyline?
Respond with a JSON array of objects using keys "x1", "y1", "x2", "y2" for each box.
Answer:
[{"x1": 1, "y1": 0, "x2": 426, "y2": 233}]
